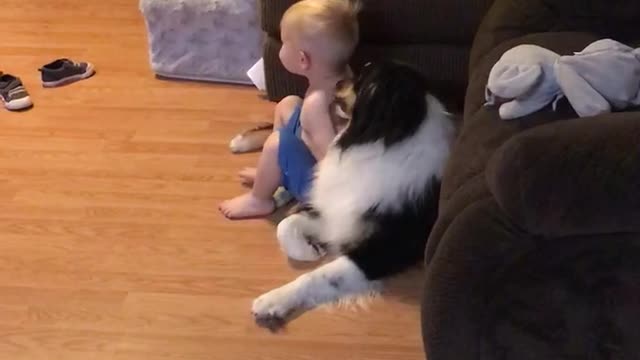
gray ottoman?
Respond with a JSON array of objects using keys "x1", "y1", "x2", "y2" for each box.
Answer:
[{"x1": 139, "y1": 0, "x2": 262, "y2": 85}]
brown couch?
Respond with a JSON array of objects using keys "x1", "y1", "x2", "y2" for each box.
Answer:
[
  {"x1": 422, "y1": 0, "x2": 640, "y2": 359},
  {"x1": 260, "y1": 0, "x2": 495, "y2": 108}
]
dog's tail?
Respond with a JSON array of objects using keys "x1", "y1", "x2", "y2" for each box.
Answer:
[{"x1": 229, "y1": 122, "x2": 273, "y2": 154}]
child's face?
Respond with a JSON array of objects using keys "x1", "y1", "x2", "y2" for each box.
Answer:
[{"x1": 279, "y1": 24, "x2": 309, "y2": 76}]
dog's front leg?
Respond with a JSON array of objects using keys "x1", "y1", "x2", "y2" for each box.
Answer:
[{"x1": 251, "y1": 256, "x2": 381, "y2": 331}]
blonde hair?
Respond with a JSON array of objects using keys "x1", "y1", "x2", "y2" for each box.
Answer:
[{"x1": 281, "y1": 0, "x2": 360, "y2": 70}]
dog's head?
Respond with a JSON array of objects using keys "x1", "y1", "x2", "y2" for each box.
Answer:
[
  {"x1": 332, "y1": 61, "x2": 433, "y2": 149},
  {"x1": 331, "y1": 77, "x2": 356, "y2": 128}
]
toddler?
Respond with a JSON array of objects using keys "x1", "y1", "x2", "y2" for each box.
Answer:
[{"x1": 220, "y1": 0, "x2": 359, "y2": 219}]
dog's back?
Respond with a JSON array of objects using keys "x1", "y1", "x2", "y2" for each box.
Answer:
[{"x1": 313, "y1": 92, "x2": 454, "y2": 279}]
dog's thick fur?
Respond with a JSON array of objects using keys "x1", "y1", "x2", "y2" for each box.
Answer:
[{"x1": 251, "y1": 62, "x2": 456, "y2": 331}]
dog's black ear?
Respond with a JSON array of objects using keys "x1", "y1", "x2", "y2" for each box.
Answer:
[{"x1": 337, "y1": 62, "x2": 429, "y2": 149}]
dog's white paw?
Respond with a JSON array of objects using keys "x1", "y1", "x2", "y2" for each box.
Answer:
[
  {"x1": 252, "y1": 287, "x2": 299, "y2": 331},
  {"x1": 277, "y1": 214, "x2": 324, "y2": 262}
]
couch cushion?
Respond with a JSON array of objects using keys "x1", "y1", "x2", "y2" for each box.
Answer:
[
  {"x1": 261, "y1": 0, "x2": 494, "y2": 45},
  {"x1": 264, "y1": 35, "x2": 471, "y2": 106}
]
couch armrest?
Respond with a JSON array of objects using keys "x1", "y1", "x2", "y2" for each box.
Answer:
[{"x1": 486, "y1": 111, "x2": 640, "y2": 237}]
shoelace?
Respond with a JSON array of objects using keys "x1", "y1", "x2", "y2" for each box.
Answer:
[{"x1": 7, "y1": 85, "x2": 27, "y2": 99}]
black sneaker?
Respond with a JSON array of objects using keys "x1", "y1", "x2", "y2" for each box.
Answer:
[
  {"x1": 0, "y1": 74, "x2": 33, "y2": 111},
  {"x1": 39, "y1": 59, "x2": 95, "y2": 87}
]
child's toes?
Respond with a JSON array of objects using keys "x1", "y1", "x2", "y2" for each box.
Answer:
[{"x1": 219, "y1": 193, "x2": 275, "y2": 220}]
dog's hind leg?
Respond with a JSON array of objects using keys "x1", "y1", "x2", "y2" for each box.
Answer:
[{"x1": 252, "y1": 256, "x2": 380, "y2": 331}]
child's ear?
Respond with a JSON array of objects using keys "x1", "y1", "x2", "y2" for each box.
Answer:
[{"x1": 299, "y1": 50, "x2": 311, "y2": 70}]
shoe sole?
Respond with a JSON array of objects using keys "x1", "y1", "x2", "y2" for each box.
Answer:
[
  {"x1": 2, "y1": 95, "x2": 33, "y2": 111},
  {"x1": 42, "y1": 63, "x2": 96, "y2": 88}
]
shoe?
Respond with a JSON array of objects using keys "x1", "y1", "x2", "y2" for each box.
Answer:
[
  {"x1": 39, "y1": 58, "x2": 95, "y2": 87},
  {"x1": 0, "y1": 74, "x2": 33, "y2": 111}
]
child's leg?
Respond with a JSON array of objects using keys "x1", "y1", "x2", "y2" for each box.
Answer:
[
  {"x1": 235, "y1": 96, "x2": 302, "y2": 185},
  {"x1": 274, "y1": 95, "x2": 302, "y2": 130},
  {"x1": 219, "y1": 132, "x2": 282, "y2": 219},
  {"x1": 238, "y1": 167, "x2": 257, "y2": 187}
]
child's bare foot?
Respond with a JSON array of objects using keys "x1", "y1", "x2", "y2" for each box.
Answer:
[
  {"x1": 238, "y1": 167, "x2": 257, "y2": 187},
  {"x1": 219, "y1": 193, "x2": 275, "y2": 220}
]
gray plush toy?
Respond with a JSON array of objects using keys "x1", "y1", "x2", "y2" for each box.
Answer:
[{"x1": 486, "y1": 39, "x2": 640, "y2": 119}]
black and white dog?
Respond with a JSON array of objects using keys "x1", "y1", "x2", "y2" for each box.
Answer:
[{"x1": 251, "y1": 62, "x2": 455, "y2": 331}]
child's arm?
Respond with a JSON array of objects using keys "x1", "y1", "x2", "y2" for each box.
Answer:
[{"x1": 301, "y1": 100, "x2": 337, "y2": 160}]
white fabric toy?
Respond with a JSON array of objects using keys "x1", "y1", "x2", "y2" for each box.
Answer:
[{"x1": 485, "y1": 39, "x2": 640, "y2": 119}]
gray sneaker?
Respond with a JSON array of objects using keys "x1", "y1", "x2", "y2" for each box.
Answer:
[
  {"x1": 39, "y1": 59, "x2": 95, "y2": 87},
  {"x1": 0, "y1": 74, "x2": 33, "y2": 111}
]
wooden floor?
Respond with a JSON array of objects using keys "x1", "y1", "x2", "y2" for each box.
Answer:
[{"x1": 0, "y1": 1, "x2": 425, "y2": 359}]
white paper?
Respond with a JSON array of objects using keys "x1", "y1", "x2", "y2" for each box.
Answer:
[{"x1": 247, "y1": 58, "x2": 266, "y2": 91}]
